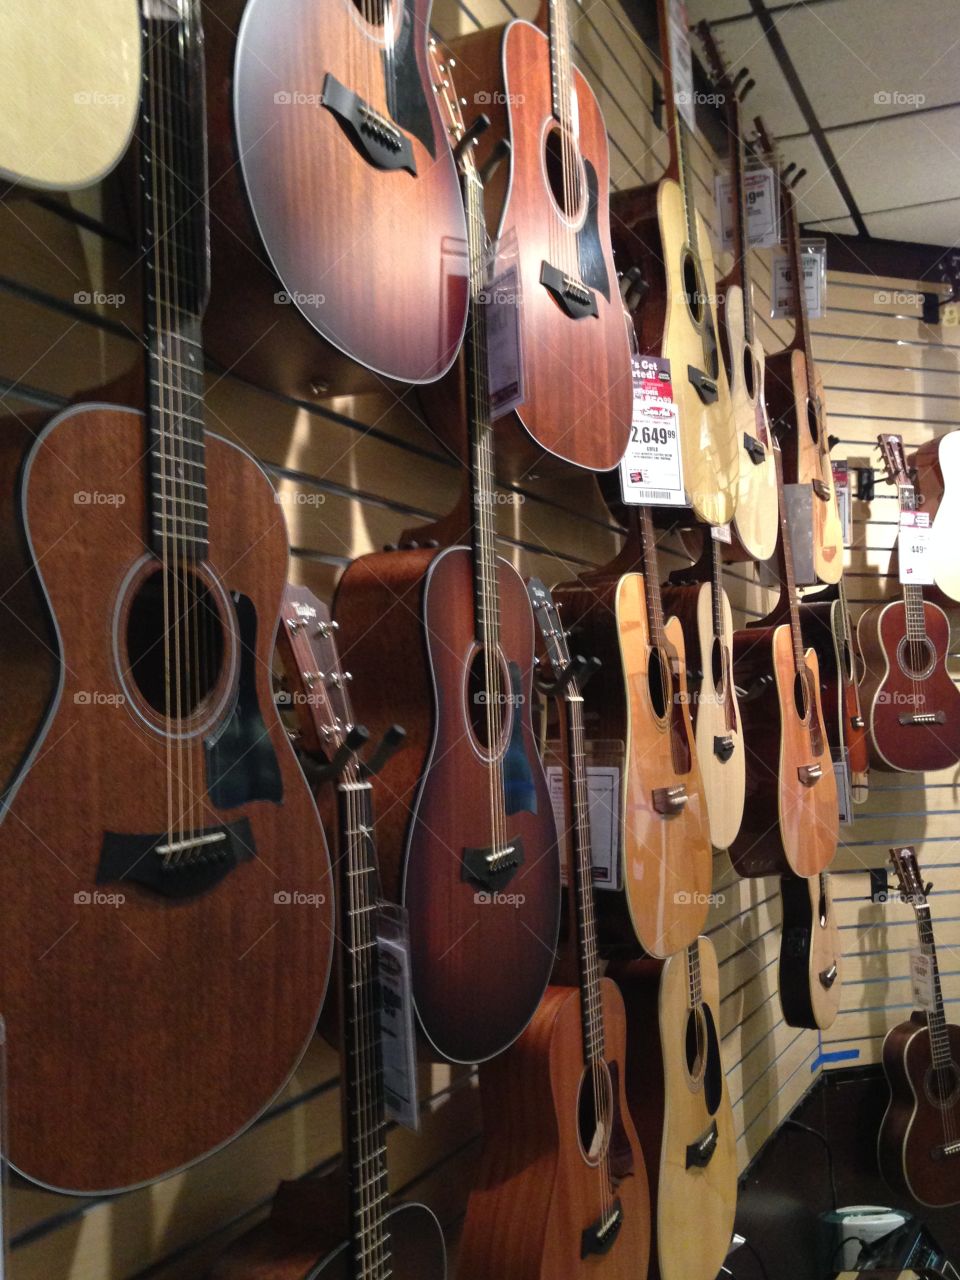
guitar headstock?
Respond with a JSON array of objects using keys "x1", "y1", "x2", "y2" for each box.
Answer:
[
  {"x1": 278, "y1": 584, "x2": 355, "y2": 757},
  {"x1": 890, "y1": 846, "x2": 928, "y2": 908},
  {"x1": 878, "y1": 433, "x2": 910, "y2": 488},
  {"x1": 528, "y1": 578, "x2": 574, "y2": 684},
  {"x1": 428, "y1": 39, "x2": 467, "y2": 156}
]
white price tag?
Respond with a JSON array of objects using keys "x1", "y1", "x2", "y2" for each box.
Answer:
[
  {"x1": 715, "y1": 164, "x2": 779, "y2": 251},
  {"x1": 377, "y1": 908, "x2": 420, "y2": 1132},
  {"x1": 771, "y1": 242, "x2": 827, "y2": 319},
  {"x1": 547, "y1": 765, "x2": 621, "y2": 891},
  {"x1": 899, "y1": 511, "x2": 934, "y2": 584},
  {"x1": 910, "y1": 949, "x2": 936, "y2": 1012},
  {"x1": 833, "y1": 757, "x2": 853, "y2": 826},
  {"x1": 711, "y1": 523, "x2": 732, "y2": 544},
  {"x1": 485, "y1": 262, "x2": 524, "y2": 419},
  {"x1": 833, "y1": 459, "x2": 851, "y2": 548},
  {"x1": 619, "y1": 355, "x2": 686, "y2": 507},
  {"x1": 668, "y1": 0, "x2": 695, "y2": 132}
]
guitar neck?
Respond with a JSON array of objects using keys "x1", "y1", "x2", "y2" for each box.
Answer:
[
  {"x1": 687, "y1": 938, "x2": 703, "y2": 1011},
  {"x1": 897, "y1": 482, "x2": 929, "y2": 640},
  {"x1": 547, "y1": 0, "x2": 575, "y2": 130},
  {"x1": 337, "y1": 765, "x2": 393, "y2": 1273},
  {"x1": 562, "y1": 688, "x2": 606, "y2": 1066},
  {"x1": 638, "y1": 507, "x2": 668, "y2": 650},
  {"x1": 783, "y1": 182, "x2": 814, "y2": 375},
  {"x1": 656, "y1": 0, "x2": 700, "y2": 257},
  {"x1": 914, "y1": 903, "x2": 951, "y2": 1070},
  {"x1": 140, "y1": 0, "x2": 210, "y2": 563},
  {"x1": 728, "y1": 97, "x2": 754, "y2": 344},
  {"x1": 709, "y1": 534, "x2": 725, "y2": 641},
  {"x1": 772, "y1": 448, "x2": 806, "y2": 674}
]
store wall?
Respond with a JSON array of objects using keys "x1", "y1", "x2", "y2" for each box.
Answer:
[{"x1": 1, "y1": 0, "x2": 956, "y2": 1276}]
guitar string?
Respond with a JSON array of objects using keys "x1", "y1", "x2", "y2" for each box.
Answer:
[
  {"x1": 555, "y1": 0, "x2": 574, "y2": 282},
  {"x1": 916, "y1": 899, "x2": 953, "y2": 1147}
]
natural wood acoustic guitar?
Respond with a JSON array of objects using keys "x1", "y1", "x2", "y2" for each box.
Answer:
[
  {"x1": 778, "y1": 872, "x2": 842, "y2": 1031},
  {"x1": 910, "y1": 429, "x2": 960, "y2": 604}
]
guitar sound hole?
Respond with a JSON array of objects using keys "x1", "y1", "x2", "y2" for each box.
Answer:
[
  {"x1": 544, "y1": 125, "x2": 583, "y2": 220},
  {"x1": 793, "y1": 670, "x2": 810, "y2": 721},
  {"x1": 577, "y1": 1061, "x2": 614, "y2": 1166},
  {"x1": 126, "y1": 566, "x2": 224, "y2": 718},
  {"x1": 743, "y1": 346, "x2": 756, "y2": 399},
  {"x1": 467, "y1": 646, "x2": 507, "y2": 749},
  {"x1": 648, "y1": 647, "x2": 669, "y2": 719},
  {"x1": 711, "y1": 636, "x2": 725, "y2": 695},
  {"x1": 806, "y1": 398, "x2": 820, "y2": 444},
  {"x1": 685, "y1": 1008, "x2": 706, "y2": 1081},
  {"x1": 897, "y1": 635, "x2": 935, "y2": 679},
  {"x1": 351, "y1": 0, "x2": 387, "y2": 25},
  {"x1": 682, "y1": 251, "x2": 704, "y2": 326},
  {"x1": 925, "y1": 1062, "x2": 960, "y2": 1110}
]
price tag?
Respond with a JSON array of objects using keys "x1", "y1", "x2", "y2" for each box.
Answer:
[
  {"x1": 771, "y1": 241, "x2": 827, "y2": 319},
  {"x1": 715, "y1": 164, "x2": 779, "y2": 251},
  {"x1": 833, "y1": 757, "x2": 853, "y2": 826},
  {"x1": 485, "y1": 261, "x2": 524, "y2": 419},
  {"x1": 377, "y1": 907, "x2": 420, "y2": 1132},
  {"x1": 910, "y1": 949, "x2": 936, "y2": 1012},
  {"x1": 619, "y1": 355, "x2": 686, "y2": 507},
  {"x1": 711, "y1": 523, "x2": 732, "y2": 544},
  {"x1": 668, "y1": 0, "x2": 695, "y2": 132},
  {"x1": 547, "y1": 765, "x2": 621, "y2": 891},
  {"x1": 833, "y1": 459, "x2": 851, "y2": 547},
  {"x1": 898, "y1": 511, "x2": 934, "y2": 584}
]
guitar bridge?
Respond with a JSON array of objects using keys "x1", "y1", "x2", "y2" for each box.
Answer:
[
  {"x1": 933, "y1": 1139, "x2": 960, "y2": 1161},
  {"x1": 685, "y1": 1119, "x2": 719, "y2": 1169},
  {"x1": 97, "y1": 818, "x2": 254, "y2": 899},
  {"x1": 899, "y1": 711, "x2": 946, "y2": 726},
  {"x1": 812, "y1": 478, "x2": 830, "y2": 501},
  {"x1": 652, "y1": 784, "x2": 688, "y2": 815},
  {"x1": 743, "y1": 432, "x2": 766, "y2": 465},
  {"x1": 581, "y1": 1199, "x2": 623, "y2": 1258},
  {"x1": 818, "y1": 963, "x2": 839, "y2": 990},
  {"x1": 540, "y1": 262, "x2": 598, "y2": 319},
  {"x1": 321, "y1": 74, "x2": 416, "y2": 174},
  {"x1": 687, "y1": 365, "x2": 718, "y2": 404},
  {"x1": 461, "y1": 837, "x2": 525, "y2": 893},
  {"x1": 797, "y1": 763, "x2": 823, "y2": 785},
  {"x1": 713, "y1": 735, "x2": 735, "y2": 763}
]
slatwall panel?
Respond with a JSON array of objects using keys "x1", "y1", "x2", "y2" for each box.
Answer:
[
  {"x1": 0, "y1": 0, "x2": 937, "y2": 1274},
  {"x1": 815, "y1": 272, "x2": 960, "y2": 1074}
]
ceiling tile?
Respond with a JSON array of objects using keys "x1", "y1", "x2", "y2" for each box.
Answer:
[
  {"x1": 829, "y1": 108, "x2": 960, "y2": 216},
  {"x1": 864, "y1": 200, "x2": 960, "y2": 248}
]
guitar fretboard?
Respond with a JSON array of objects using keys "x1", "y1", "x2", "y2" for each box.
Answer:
[
  {"x1": 772, "y1": 445, "x2": 807, "y2": 674},
  {"x1": 687, "y1": 939, "x2": 703, "y2": 1011},
  {"x1": 638, "y1": 507, "x2": 668, "y2": 652},
  {"x1": 896, "y1": 482, "x2": 929, "y2": 643},
  {"x1": 915, "y1": 903, "x2": 952, "y2": 1072}
]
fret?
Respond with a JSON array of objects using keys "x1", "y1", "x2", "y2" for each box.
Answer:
[
  {"x1": 152, "y1": 450, "x2": 205, "y2": 472},
  {"x1": 639, "y1": 507, "x2": 667, "y2": 650},
  {"x1": 151, "y1": 472, "x2": 206, "y2": 493}
]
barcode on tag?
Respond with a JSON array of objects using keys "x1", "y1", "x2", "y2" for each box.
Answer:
[{"x1": 910, "y1": 949, "x2": 936, "y2": 1011}]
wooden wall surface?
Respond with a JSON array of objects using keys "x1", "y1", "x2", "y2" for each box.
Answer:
[{"x1": 0, "y1": 0, "x2": 955, "y2": 1275}]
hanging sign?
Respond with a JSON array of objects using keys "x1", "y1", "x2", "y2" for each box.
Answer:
[
  {"x1": 898, "y1": 511, "x2": 934, "y2": 584},
  {"x1": 772, "y1": 239, "x2": 827, "y2": 319},
  {"x1": 668, "y1": 0, "x2": 695, "y2": 132},
  {"x1": 715, "y1": 163, "x2": 780, "y2": 251}
]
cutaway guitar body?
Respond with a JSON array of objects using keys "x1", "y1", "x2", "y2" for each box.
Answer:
[
  {"x1": 797, "y1": 593, "x2": 869, "y2": 802},
  {"x1": 779, "y1": 872, "x2": 842, "y2": 1030},
  {"x1": 610, "y1": 938, "x2": 737, "y2": 1280},
  {"x1": 911, "y1": 430, "x2": 960, "y2": 603}
]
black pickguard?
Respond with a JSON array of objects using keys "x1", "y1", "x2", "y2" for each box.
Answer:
[
  {"x1": 205, "y1": 591, "x2": 283, "y2": 808},
  {"x1": 577, "y1": 159, "x2": 610, "y2": 302},
  {"x1": 381, "y1": 0, "x2": 434, "y2": 157}
]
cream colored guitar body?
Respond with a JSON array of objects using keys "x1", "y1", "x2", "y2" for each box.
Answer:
[
  {"x1": 721, "y1": 282, "x2": 778, "y2": 561},
  {"x1": 691, "y1": 582, "x2": 745, "y2": 850},
  {"x1": 930, "y1": 431, "x2": 960, "y2": 602},
  {"x1": 658, "y1": 181, "x2": 739, "y2": 528},
  {"x1": 0, "y1": 0, "x2": 140, "y2": 190}
]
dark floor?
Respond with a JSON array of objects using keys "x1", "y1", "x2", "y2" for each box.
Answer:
[{"x1": 726, "y1": 1066, "x2": 960, "y2": 1279}]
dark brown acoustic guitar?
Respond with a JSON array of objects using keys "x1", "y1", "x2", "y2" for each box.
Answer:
[
  {"x1": 333, "y1": 83, "x2": 561, "y2": 1065},
  {"x1": 456, "y1": 581, "x2": 651, "y2": 1280},
  {"x1": 879, "y1": 846, "x2": 960, "y2": 1208},
  {"x1": 209, "y1": 586, "x2": 446, "y2": 1280},
  {"x1": 778, "y1": 872, "x2": 842, "y2": 1031},
  {"x1": 0, "y1": 0, "x2": 333, "y2": 1194},
  {"x1": 201, "y1": 0, "x2": 468, "y2": 397}
]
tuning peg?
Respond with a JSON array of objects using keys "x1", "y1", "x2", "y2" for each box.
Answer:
[
  {"x1": 361, "y1": 724, "x2": 407, "y2": 779},
  {"x1": 315, "y1": 724, "x2": 370, "y2": 782},
  {"x1": 316, "y1": 619, "x2": 339, "y2": 637}
]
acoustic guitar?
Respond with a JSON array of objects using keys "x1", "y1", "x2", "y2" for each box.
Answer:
[
  {"x1": 457, "y1": 581, "x2": 651, "y2": 1280},
  {"x1": 798, "y1": 575, "x2": 870, "y2": 804},
  {"x1": 697, "y1": 22, "x2": 778, "y2": 563},
  {"x1": 209, "y1": 587, "x2": 447, "y2": 1280},
  {"x1": 201, "y1": 0, "x2": 468, "y2": 398},
  {"x1": 0, "y1": 0, "x2": 334, "y2": 1194},
  {"x1": 879, "y1": 846, "x2": 960, "y2": 1208},
  {"x1": 553, "y1": 505, "x2": 712, "y2": 958},
  {"x1": 443, "y1": 0, "x2": 633, "y2": 472},
  {"x1": 663, "y1": 529, "x2": 746, "y2": 852},
  {"x1": 910, "y1": 429, "x2": 960, "y2": 604},
  {"x1": 0, "y1": 0, "x2": 140, "y2": 190},
  {"x1": 778, "y1": 872, "x2": 842, "y2": 1031},
  {"x1": 610, "y1": 0, "x2": 738, "y2": 527},
  {"x1": 858, "y1": 434, "x2": 960, "y2": 773},
  {"x1": 609, "y1": 937, "x2": 737, "y2": 1280},
  {"x1": 729, "y1": 441, "x2": 839, "y2": 878},
  {"x1": 333, "y1": 80, "x2": 561, "y2": 1065},
  {"x1": 755, "y1": 117, "x2": 844, "y2": 585}
]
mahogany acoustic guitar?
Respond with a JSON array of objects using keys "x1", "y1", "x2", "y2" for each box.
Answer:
[
  {"x1": 609, "y1": 937, "x2": 737, "y2": 1280},
  {"x1": 778, "y1": 872, "x2": 842, "y2": 1031},
  {"x1": 697, "y1": 22, "x2": 778, "y2": 563},
  {"x1": 859, "y1": 434, "x2": 960, "y2": 773},
  {"x1": 0, "y1": 0, "x2": 333, "y2": 1194},
  {"x1": 201, "y1": 0, "x2": 468, "y2": 398},
  {"x1": 443, "y1": 0, "x2": 632, "y2": 472},
  {"x1": 755, "y1": 117, "x2": 844, "y2": 585},
  {"x1": 879, "y1": 846, "x2": 960, "y2": 1208},
  {"x1": 729, "y1": 441, "x2": 839, "y2": 878},
  {"x1": 333, "y1": 79, "x2": 561, "y2": 1065},
  {"x1": 457, "y1": 581, "x2": 650, "y2": 1280},
  {"x1": 553, "y1": 505, "x2": 713, "y2": 958},
  {"x1": 209, "y1": 587, "x2": 446, "y2": 1280},
  {"x1": 610, "y1": 0, "x2": 738, "y2": 526}
]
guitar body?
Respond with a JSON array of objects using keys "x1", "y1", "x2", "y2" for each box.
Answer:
[
  {"x1": 912, "y1": 430, "x2": 960, "y2": 604},
  {"x1": 0, "y1": 404, "x2": 334, "y2": 1193},
  {"x1": 208, "y1": 1176, "x2": 446, "y2": 1279},
  {"x1": 779, "y1": 873, "x2": 842, "y2": 1030},
  {"x1": 857, "y1": 600, "x2": 960, "y2": 772},
  {"x1": 333, "y1": 545, "x2": 560, "y2": 1064},
  {"x1": 202, "y1": 0, "x2": 468, "y2": 397},
  {"x1": 445, "y1": 20, "x2": 631, "y2": 472},
  {"x1": 729, "y1": 624, "x2": 838, "y2": 877},
  {"x1": 459, "y1": 981, "x2": 651, "y2": 1280},
  {"x1": 553, "y1": 573, "x2": 711, "y2": 956},
  {"x1": 0, "y1": 0, "x2": 140, "y2": 190},
  {"x1": 661, "y1": 580, "x2": 745, "y2": 850},
  {"x1": 610, "y1": 941, "x2": 737, "y2": 1280},
  {"x1": 611, "y1": 179, "x2": 738, "y2": 526},
  {"x1": 764, "y1": 349, "x2": 843, "y2": 583},
  {"x1": 799, "y1": 598, "x2": 869, "y2": 800},
  {"x1": 720, "y1": 282, "x2": 778, "y2": 562},
  {"x1": 879, "y1": 1016, "x2": 960, "y2": 1207}
]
